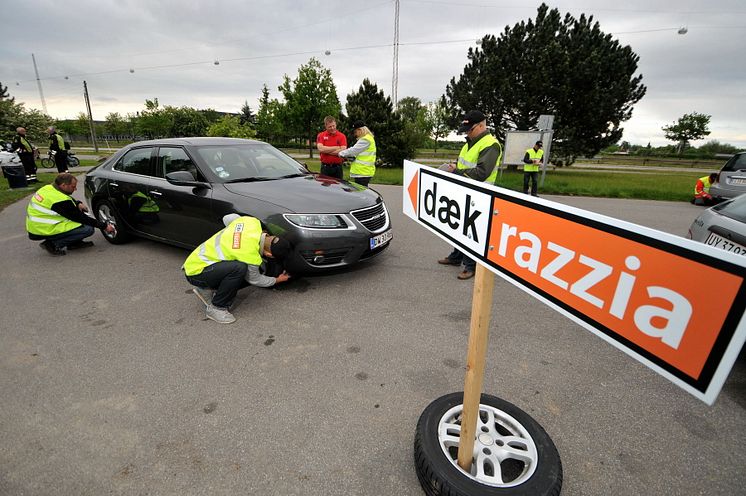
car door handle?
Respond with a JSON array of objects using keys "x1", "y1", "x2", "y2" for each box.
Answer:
[
  {"x1": 110, "y1": 182, "x2": 119, "y2": 187},
  {"x1": 150, "y1": 190, "x2": 163, "y2": 197}
]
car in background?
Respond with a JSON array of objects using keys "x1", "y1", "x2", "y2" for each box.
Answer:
[
  {"x1": 710, "y1": 152, "x2": 746, "y2": 201},
  {"x1": 687, "y1": 193, "x2": 746, "y2": 257},
  {"x1": 84, "y1": 138, "x2": 392, "y2": 273}
]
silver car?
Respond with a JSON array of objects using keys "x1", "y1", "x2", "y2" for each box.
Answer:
[
  {"x1": 687, "y1": 193, "x2": 746, "y2": 256},
  {"x1": 710, "y1": 152, "x2": 746, "y2": 200}
]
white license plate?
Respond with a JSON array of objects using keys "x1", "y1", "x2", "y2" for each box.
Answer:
[
  {"x1": 730, "y1": 178, "x2": 746, "y2": 185},
  {"x1": 370, "y1": 229, "x2": 393, "y2": 249},
  {"x1": 705, "y1": 232, "x2": 746, "y2": 255}
]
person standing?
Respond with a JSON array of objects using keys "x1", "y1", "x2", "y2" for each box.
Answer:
[
  {"x1": 692, "y1": 172, "x2": 718, "y2": 206},
  {"x1": 182, "y1": 215, "x2": 292, "y2": 324},
  {"x1": 522, "y1": 140, "x2": 544, "y2": 196},
  {"x1": 316, "y1": 116, "x2": 347, "y2": 179},
  {"x1": 26, "y1": 173, "x2": 114, "y2": 256},
  {"x1": 12, "y1": 127, "x2": 37, "y2": 182},
  {"x1": 438, "y1": 110, "x2": 502, "y2": 280},
  {"x1": 47, "y1": 126, "x2": 68, "y2": 173},
  {"x1": 338, "y1": 120, "x2": 376, "y2": 187}
]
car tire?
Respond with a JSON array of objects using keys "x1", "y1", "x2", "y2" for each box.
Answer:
[
  {"x1": 414, "y1": 392, "x2": 562, "y2": 496},
  {"x1": 94, "y1": 200, "x2": 131, "y2": 244}
]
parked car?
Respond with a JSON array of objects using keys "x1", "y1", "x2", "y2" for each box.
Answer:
[
  {"x1": 84, "y1": 138, "x2": 392, "y2": 273},
  {"x1": 709, "y1": 151, "x2": 746, "y2": 201},
  {"x1": 687, "y1": 192, "x2": 746, "y2": 256}
]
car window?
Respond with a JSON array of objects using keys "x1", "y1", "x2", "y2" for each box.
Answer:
[
  {"x1": 114, "y1": 148, "x2": 154, "y2": 175},
  {"x1": 714, "y1": 194, "x2": 746, "y2": 223},
  {"x1": 158, "y1": 147, "x2": 204, "y2": 181},
  {"x1": 722, "y1": 154, "x2": 746, "y2": 172},
  {"x1": 195, "y1": 144, "x2": 306, "y2": 181}
]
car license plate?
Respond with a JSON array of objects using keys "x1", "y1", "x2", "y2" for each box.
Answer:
[
  {"x1": 370, "y1": 229, "x2": 393, "y2": 249},
  {"x1": 730, "y1": 177, "x2": 746, "y2": 185},
  {"x1": 705, "y1": 232, "x2": 746, "y2": 255}
]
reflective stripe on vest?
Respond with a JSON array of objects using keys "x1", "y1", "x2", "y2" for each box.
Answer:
[
  {"x1": 457, "y1": 134, "x2": 502, "y2": 184},
  {"x1": 524, "y1": 148, "x2": 544, "y2": 172},
  {"x1": 25, "y1": 184, "x2": 82, "y2": 236},
  {"x1": 350, "y1": 134, "x2": 376, "y2": 177},
  {"x1": 182, "y1": 216, "x2": 264, "y2": 276}
]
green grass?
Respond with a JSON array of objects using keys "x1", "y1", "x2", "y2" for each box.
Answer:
[{"x1": 0, "y1": 172, "x2": 56, "y2": 212}]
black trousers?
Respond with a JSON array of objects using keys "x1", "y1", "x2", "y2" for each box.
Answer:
[
  {"x1": 523, "y1": 171, "x2": 538, "y2": 196},
  {"x1": 54, "y1": 150, "x2": 68, "y2": 173},
  {"x1": 353, "y1": 176, "x2": 371, "y2": 187},
  {"x1": 320, "y1": 163, "x2": 343, "y2": 179},
  {"x1": 19, "y1": 153, "x2": 37, "y2": 176},
  {"x1": 185, "y1": 261, "x2": 249, "y2": 309}
]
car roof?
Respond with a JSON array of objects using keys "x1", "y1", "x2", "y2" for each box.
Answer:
[{"x1": 126, "y1": 137, "x2": 265, "y2": 147}]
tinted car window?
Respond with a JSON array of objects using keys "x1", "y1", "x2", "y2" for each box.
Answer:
[
  {"x1": 714, "y1": 194, "x2": 746, "y2": 223},
  {"x1": 158, "y1": 147, "x2": 203, "y2": 181},
  {"x1": 722, "y1": 153, "x2": 746, "y2": 172},
  {"x1": 114, "y1": 148, "x2": 153, "y2": 175},
  {"x1": 195, "y1": 144, "x2": 306, "y2": 181}
]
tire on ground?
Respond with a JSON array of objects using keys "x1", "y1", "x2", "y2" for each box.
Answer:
[
  {"x1": 414, "y1": 392, "x2": 562, "y2": 496},
  {"x1": 94, "y1": 200, "x2": 131, "y2": 244}
]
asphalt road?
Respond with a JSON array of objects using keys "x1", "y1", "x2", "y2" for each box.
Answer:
[{"x1": 1, "y1": 184, "x2": 744, "y2": 496}]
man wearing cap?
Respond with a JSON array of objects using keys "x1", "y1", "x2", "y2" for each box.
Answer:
[
  {"x1": 338, "y1": 120, "x2": 376, "y2": 187},
  {"x1": 316, "y1": 116, "x2": 347, "y2": 180},
  {"x1": 182, "y1": 215, "x2": 292, "y2": 324},
  {"x1": 522, "y1": 141, "x2": 544, "y2": 196},
  {"x1": 12, "y1": 127, "x2": 37, "y2": 182},
  {"x1": 439, "y1": 110, "x2": 502, "y2": 280}
]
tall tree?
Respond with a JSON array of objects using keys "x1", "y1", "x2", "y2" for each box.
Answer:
[
  {"x1": 345, "y1": 78, "x2": 413, "y2": 167},
  {"x1": 136, "y1": 98, "x2": 171, "y2": 139},
  {"x1": 207, "y1": 115, "x2": 256, "y2": 139},
  {"x1": 279, "y1": 58, "x2": 341, "y2": 158},
  {"x1": 240, "y1": 100, "x2": 255, "y2": 126},
  {"x1": 397, "y1": 96, "x2": 429, "y2": 150},
  {"x1": 104, "y1": 112, "x2": 126, "y2": 140},
  {"x1": 662, "y1": 112, "x2": 711, "y2": 154},
  {"x1": 256, "y1": 84, "x2": 284, "y2": 143},
  {"x1": 446, "y1": 3, "x2": 646, "y2": 165},
  {"x1": 163, "y1": 106, "x2": 209, "y2": 137},
  {"x1": 426, "y1": 97, "x2": 452, "y2": 153}
]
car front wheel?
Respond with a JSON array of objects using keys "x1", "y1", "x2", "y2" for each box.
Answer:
[{"x1": 95, "y1": 201, "x2": 131, "y2": 244}]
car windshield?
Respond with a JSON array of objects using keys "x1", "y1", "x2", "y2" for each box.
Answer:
[
  {"x1": 713, "y1": 194, "x2": 746, "y2": 223},
  {"x1": 195, "y1": 143, "x2": 309, "y2": 182}
]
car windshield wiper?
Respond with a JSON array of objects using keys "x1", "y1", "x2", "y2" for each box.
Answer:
[
  {"x1": 276, "y1": 173, "x2": 308, "y2": 179},
  {"x1": 224, "y1": 176, "x2": 273, "y2": 183}
]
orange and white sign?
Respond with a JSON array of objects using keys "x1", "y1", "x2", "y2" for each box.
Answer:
[{"x1": 403, "y1": 160, "x2": 746, "y2": 405}]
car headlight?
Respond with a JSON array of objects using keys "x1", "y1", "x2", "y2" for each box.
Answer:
[{"x1": 284, "y1": 214, "x2": 348, "y2": 229}]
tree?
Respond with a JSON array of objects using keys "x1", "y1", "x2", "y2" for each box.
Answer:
[
  {"x1": 239, "y1": 101, "x2": 255, "y2": 126},
  {"x1": 279, "y1": 58, "x2": 341, "y2": 158},
  {"x1": 256, "y1": 84, "x2": 284, "y2": 143},
  {"x1": 136, "y1": 98, "x2": 171, "y2": 139},
  {"x1": 698, "y1": 140, "x2": 738, "y2": 156},
  {"x1": 426, "y1": 97, "x2": 452, "y2": 153},
  {"x1": 345, "y1": 78, "x2": 413, "y2": 167},
  {"x1": 445, "y1": 3, "x2": 646, "y2": 165},
  {"x1": 163, "y1": 106, "x2": 209, "y2": 137},
  {"x1": 397, "y1": 96, "x2": 430, "y2": 150},
  {"x1": 104, "y1": 112, "x2": 127, "y2": 140},
  {"x1": 206, "y1": 115, "x2": 256, "y2": 139},
  {"x1": 662, "y1": 112, "x2": 711, "y2": 154}
]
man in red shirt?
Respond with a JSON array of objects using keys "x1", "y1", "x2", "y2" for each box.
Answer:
[{"x1": 316, "y1": 116, "x2": 347, "y2": 179}]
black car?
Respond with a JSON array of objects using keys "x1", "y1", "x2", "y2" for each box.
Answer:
[{"x1": 84, "y1": 138, "x2": 392, "y2": 273}]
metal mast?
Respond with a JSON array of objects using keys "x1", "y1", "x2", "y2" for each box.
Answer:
[
  {"x1": 392, "y1": 0, "x2": 400, "y2": 108},
  {"x1": 31, "y1": 53, "x2": 48, "y2": 115}
]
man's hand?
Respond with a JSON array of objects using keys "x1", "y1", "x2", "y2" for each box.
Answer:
[
  {"x1": 78, "y1": 202, "x2": 89, "y2": 213},
  {"x1": 275, "y1": 271, "x2": 291, "y2": 283},
  {"x1": 104, "y1": 223, "x2": 115, "y2": 234}
]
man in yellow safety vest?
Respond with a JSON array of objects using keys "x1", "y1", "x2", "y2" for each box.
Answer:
[
  {"x1": 438, "y1": 110, "x2": 503, "y2": 280},
  {"x1": 522, "y1": 140, "x2": 544, "y2": 196},
  {"x1": 182, "y1": 215, "x2": 292, "y2": 324}
]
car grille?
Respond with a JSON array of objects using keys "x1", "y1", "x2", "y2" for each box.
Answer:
[
  {"x1": 350, "y1": 203, "x2": 389, "y2": 233},
  {"x1": 300, "y1": 247, "x2": 351, "y2": 266}
]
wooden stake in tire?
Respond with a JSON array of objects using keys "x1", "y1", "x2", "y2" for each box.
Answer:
[{"x1": 457, "y1": 263, "x2": 495, "y2": 472}]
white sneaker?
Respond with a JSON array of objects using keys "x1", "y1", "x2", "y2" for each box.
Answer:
[
  {"x1": 192, "y1": 287, "x2": 213, "y2": 307},
  {"x1": 205, "y1": 304, "x2": 236, "y2": 324}
]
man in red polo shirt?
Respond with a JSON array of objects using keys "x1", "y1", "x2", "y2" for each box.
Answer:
[{"x1": 316, "y1": 116, "x2": 347, "y2": 179}]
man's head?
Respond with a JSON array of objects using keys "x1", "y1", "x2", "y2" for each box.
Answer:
[
  {"x1": 457, "y1": 110, "x2": 486, "y2": 138},
  {"x1": 324, "y1": 116, "x2": 337, "y2": 134},
  {"x1": 263, "y1": 235, "x2": 292, "y2": 261},
  {"x1": 534, "y1": 141, "x2": 543, "y2": 150},
  {"x1": 47, "y1": 126, "x2": 56, "y2": 135},
  {"x1": 16, "y1": 127, "x2": 26, "y2": 135},
  {"x1": 54, "y1": 173, "x2": 77, "y2": 194},
  {"x1": 709, "y1": 172, "x2": 718, "y2": 182}
]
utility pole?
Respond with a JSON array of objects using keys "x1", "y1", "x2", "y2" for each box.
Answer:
[
  {"x1": 31, "y1": 53, "x2": 48, "y2": 115},
  {"x1": 391, "y1": 0, "x2": 399, "y2": 108},
  {"x1": 83, "y1": 81, "x2": 99, "y2": 152}
]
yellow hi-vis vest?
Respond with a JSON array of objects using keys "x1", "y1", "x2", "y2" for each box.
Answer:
[
  {"x1": 19, "y1": 136, "x2": 32, "y2": 152},
  {"x1": 694, "y1": 175, "x2": 713, "y2": 196},
  {"x1": 350, "y1": 133, "x2": 376, "y2": 177},
  {"x1": 129, "y1": 191, "x2": 160, "y2": 213},
  {"x1": 182, "y1": 216, "x2": 264, "y2": 276},
  {"x1": 26, "y1": 184, "x2": 82, "y2": 236},
  {"x1": 524, "y1": 148, "x2": 544, "y2": 172},
  {"x1": 51, "y1": 133, "x2": 65, "y2": 150},
  {"x1": 457, "y1": 134, "x2": 502, "y2": 184}
]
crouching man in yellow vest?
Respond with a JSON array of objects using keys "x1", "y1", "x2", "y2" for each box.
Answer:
[
  {"x1": 26, "y1": 173, "x2": 114, "y2": 256},
  {"x1": 182, "y1": 215, "x2": 292, "y2": 324},
  {"x1": 439, "y1": 110, "x2": 503, "y2": 280}
]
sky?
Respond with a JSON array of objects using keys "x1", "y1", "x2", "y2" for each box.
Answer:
[{"x1": 2, "y1": 0, "x2": 745, "y2": 148}]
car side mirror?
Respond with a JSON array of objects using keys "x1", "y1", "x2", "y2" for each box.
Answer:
[{"x1": 166, "y1": 171, "x2": 211, "y2": 188}]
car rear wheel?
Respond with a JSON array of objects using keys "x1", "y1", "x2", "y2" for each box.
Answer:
[{"x1": 95, "y1": 201, "x2": 131, "y2": 244}]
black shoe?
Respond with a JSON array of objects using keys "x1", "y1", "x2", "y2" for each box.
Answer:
[
  {"x1": 68, "y1": 240, "x2": 94, "y2": 250},
  {"x1": 40, "y1": 240, "x2": 66, "y2": 256}
]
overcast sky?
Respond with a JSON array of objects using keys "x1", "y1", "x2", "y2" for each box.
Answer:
[{"x1": 3, "y1": 0, "x2": 745, "y2": 147}]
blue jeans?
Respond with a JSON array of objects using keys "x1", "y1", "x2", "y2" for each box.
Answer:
[
  {"x1": 45, "y1": 225, "x2": 94, "y2": 249},
  {"x1": 445, "y1": 248, "x2": 476, "y2": 272}
]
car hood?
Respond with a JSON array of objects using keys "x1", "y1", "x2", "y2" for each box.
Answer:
[{"x1": 223, "y1": 175, "x2": 383, "y2": 213}]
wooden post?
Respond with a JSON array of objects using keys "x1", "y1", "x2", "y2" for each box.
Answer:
[{"x1": 457, "y1": 263, "x2": 495, "y2": 472}]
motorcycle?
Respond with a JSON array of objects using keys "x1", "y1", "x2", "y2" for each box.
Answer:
[{"x1": 39, "y1": 149, "x2": 80, "y2": 169}]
